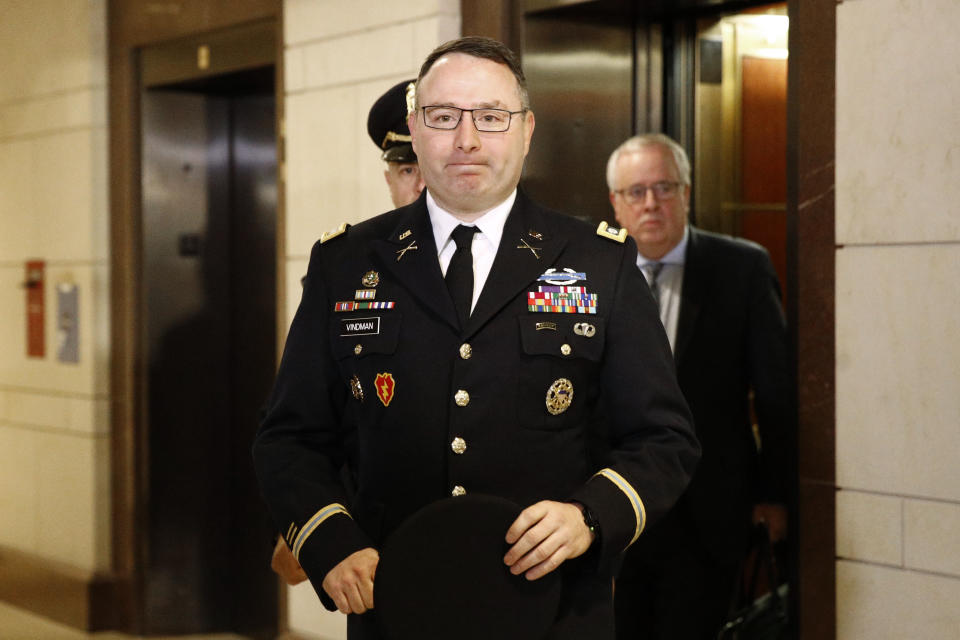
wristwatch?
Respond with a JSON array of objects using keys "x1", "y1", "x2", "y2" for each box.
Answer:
[{"x1": 581, "y1": 504, "x2": 601, "y2": 541}]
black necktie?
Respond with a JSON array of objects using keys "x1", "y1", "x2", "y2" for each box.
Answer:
[
  {"x1": 445, "y1": 225, "x2": 479, "y2": 328},
  {"x1": 646, "y1": 261, "x2": 664, "y2": 309}
]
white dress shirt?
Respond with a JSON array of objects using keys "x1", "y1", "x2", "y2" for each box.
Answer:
[
  {"x1": 637, "y1": 226, "x2": 689, "y2": 352},
  {"x1": 427, "y1": 189, "x2": 516, "y2": 313}
]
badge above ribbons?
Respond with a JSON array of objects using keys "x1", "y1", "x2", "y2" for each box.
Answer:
[{"x1": 530, "y1": 268, "x2": 598, "y2": 314}]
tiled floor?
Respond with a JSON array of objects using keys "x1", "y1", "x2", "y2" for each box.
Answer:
[{"x1": 0, "y1": 601, "x2": 251, "y2": 640}]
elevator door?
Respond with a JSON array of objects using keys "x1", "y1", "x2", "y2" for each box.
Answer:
[{"x1": 141, "y1": 67, "x2": 277, "y2": 637}]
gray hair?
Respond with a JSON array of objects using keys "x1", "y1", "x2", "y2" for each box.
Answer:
[{"x1": 606, "y1": 133, "x2": 691, "y2": 190}]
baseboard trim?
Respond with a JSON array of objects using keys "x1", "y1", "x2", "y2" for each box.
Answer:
[{"x1": 0, "y1": 546, "x2": 128, "y2": 631}]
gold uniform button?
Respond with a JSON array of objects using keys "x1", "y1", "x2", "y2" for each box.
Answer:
[
  {"x1": 455, "y1": 390, "x2": 470, "y2": 406},
  {"x1": 451, "y1": 437, "x2": 467, "y2": 455},
  {"x1": 354, "y1": 344, "x2": 363, "y2": 355},
  {"x1": 560, "y1": 343, "x2": 572, "y2": 356},
  {"x1": 451, "y1": 485, "x2": 466, "y2": 497},
  {"x1": 459, "y1": 343, "x2": 473, "y2": 359}
]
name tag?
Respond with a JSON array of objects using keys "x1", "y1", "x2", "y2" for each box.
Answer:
[{"x1": 340, "y1": 317, "x2": 381, "y2": 337}]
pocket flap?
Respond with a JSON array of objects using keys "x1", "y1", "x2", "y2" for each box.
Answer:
[{"x1": 518, "y1": 316, "x2": 605, "y2": 361}]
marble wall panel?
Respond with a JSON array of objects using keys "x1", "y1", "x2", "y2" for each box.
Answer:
[
  {"x1": 285, "y1": 86, "x2": 359, "y2": 257},
  {"x1": 33, "y1": 431, "x2": 110, "y2": 570},
  {"x1": 836, "y1": 490, "x2": 901, "y2": 566},
  {"x1": 836, "y1": 244, "x2": 960, "y2": 502},
  {"x1": 0, "y1": 426, "x2": 36, "y2": 550},
  {"x1": 904, "y1": 498, "x2": 960, "y2": 578},
  {"x1": 837, "y1": 561, "x2": 960, "y2": 639},
  {"x1": 836, "y1": 0, "x2": 960, "y2": 245},
  {"x1": 0, "y1": 0, "x2": 105, "y2": 102},
  {"x1": 285, "y1": 0, "x2": 458, "y2": 46},
  {"x1": 302, "y1": 24, "x2": 416, "y2": 90}
]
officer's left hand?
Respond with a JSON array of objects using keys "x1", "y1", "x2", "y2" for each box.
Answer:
[{"x1": 504, "y1": 500, "x2": 594, "y2": 580}]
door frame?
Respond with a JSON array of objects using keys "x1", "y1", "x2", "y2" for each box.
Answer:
[{"x1": 108, "y1": 1, "x2": 283, "y2": 632}]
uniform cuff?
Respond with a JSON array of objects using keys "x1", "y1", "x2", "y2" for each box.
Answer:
[
  {"x1": 293, "y1": 504, "x2": 375, "y2": 611},
  {"x1": 569, "y1": 468, "x2": 647, "y2": 572}
]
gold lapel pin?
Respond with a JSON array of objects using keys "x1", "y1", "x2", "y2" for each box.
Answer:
[
  {"x1": 399, "y1": 229, "x2": 412, "y2": 241},
  {"x1": 396, "y1": 240, "x2": 419, "y2": 262},
  {"x1": 528, "y1": 229, "x2": 543, "y2": 240},
  {"x1": 517, "y1": 238, "x2": 542, "y2": 260}
]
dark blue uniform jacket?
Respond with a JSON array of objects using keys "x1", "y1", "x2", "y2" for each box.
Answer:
[{"x1": 253, "y1": 190, "x2": 700, "y2": 639}]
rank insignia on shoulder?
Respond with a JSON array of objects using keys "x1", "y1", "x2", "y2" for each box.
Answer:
[
  {"x1": 320, "y1": 222, "x2": 349, "y2": 244},
  {"x1": 596, "y1": 221, "x2": 627, "y2": 243}
]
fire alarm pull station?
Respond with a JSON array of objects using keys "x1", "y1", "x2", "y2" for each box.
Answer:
[{"x1": 25, "y1": 260, "x2": 45, "y2": 358}]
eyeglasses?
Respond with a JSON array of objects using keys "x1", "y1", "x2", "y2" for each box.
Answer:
[
  {"x1": 420, "y1": 106, "x2": 526, "y2": 132},
  {"x1": 613, "y1": 181, "x2": 682, "y2": 204}
]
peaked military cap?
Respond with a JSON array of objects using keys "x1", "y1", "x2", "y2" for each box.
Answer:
[
  {"x1": 374, "y1": 494, "x2": 562, "y2": 640},
  {"x1": 367, "y1": 79, "x2": 417, "y2": 163}
]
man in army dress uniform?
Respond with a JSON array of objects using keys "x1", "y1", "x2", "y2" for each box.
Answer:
[
  {"x1": 269, "y1": 78, "x2": 426, "y2": 587},
  {"x1": 253, "y1": 37, "x2": 700, "y2": 639}
]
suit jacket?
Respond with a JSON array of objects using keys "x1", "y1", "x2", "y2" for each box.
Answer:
[
  {"x1": 646, "y1": 226, "x2": 792, "y2": 564},
  {"x1": 252, "y1": 191, "x2": 699, "y2": 639}
]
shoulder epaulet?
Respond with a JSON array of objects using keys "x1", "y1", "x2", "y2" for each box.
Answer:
[
  {"x1": 596, "y1": 221, "x2": 627, "y2": 243},
  {"x1": 320, "y1": 222, "x2": 349, "y2": 244}
]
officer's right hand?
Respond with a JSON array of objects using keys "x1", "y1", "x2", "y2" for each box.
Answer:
[{"x1": 322, "y1": 547, "x2": 379, "y2": 614}]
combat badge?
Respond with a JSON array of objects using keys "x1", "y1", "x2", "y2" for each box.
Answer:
[
  {"x1": 350, "y1": 375, "x2": 364, "y2": 401},
  {"x1": 375, "y1": 372, "x2": 395, "y2": 407},
  {"x1": 538, "y1": 267, "x2": 586, "y2": 285},
  {"x1": 546, "y1": 378, "x2": 574, "y2": 415}
]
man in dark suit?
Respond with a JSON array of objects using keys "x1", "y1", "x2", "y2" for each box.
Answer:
[
  {"x1": 253, "y1": 38, "x2": 699, "y2": 640},
  {"x1": 607, "y1": 133, "x2": 792, "y2": 640}
]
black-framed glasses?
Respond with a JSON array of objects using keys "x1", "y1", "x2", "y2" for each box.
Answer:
[
  {"x1": 613, "y1": 181, "x2": 682, "y2": 204},
  {"x1": 420, "y1": 106, "x2": 526, "y2": 132}
]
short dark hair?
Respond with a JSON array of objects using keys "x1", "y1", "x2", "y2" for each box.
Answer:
[{"x1": 415, "y1": 36, "x2": 530, "y2": 110}]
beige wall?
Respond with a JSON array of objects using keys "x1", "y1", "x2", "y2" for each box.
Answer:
[
  {"x1": 280, "y1": 1, "x2": 460, "y2": 637},
  {"x1": 0, "y1": 0, "x2": 111, "y2": 573},
  {"x1": 2, "y1": 0, "x2": 959, "y2": 637},
  {"x1": 835, "y1": 0, "x2": 960, "y2": 637}
]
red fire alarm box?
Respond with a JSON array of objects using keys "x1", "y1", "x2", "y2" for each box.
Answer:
[{"x1": 26, "y1": 260, "x2": 44, "y2": 358}]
